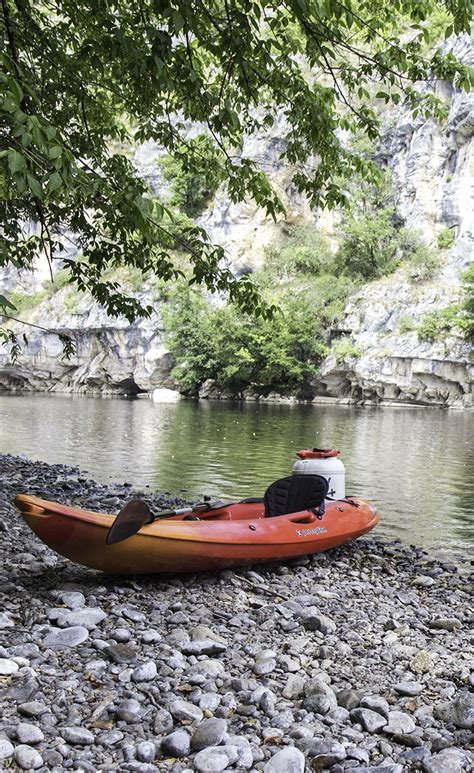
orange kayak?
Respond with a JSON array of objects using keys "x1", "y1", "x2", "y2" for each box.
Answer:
[{"x1": 14, "y1": 493, "x2": 379, "y2": 575}]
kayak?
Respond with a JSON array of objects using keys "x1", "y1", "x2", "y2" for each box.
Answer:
[{"x1": 14, "y1": 492, "x2": 379, "y2": 575}]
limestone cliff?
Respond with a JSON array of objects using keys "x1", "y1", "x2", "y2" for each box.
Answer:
[
  {"x1": 0, "y1": 36, "x2": 472, "y2": 405},
  {"x1": 313, "y1": 35, "x2": 473, "y2": 408}
]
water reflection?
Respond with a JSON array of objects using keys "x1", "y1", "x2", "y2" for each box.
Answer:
[{"x1": 1, "y1": 393, "x2": 472, "y2": 555}]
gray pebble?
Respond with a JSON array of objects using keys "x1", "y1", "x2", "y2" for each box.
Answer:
[
  {"x1": 58, "y1": 607, "x2": 106, "y2": 629},
  {"x1": 43, "y1": 625, "x2": 89, "y2": 648},
  {"x1": 393, "y1": 681, "x2": 423, "y2": 696},
  {"x1": 191, "y1": 717, "x2": 227, "y2": 750},
  {"x1": 350, "y1": 707, "x2": 388, "y2": 733},
  {"x1": 161, "y1": 729, "x2": 191, "y2": 757},
  {"x1": 194, "y1": 745, "x2": 240, "y2": 772},
  {"x1": 360, "y1": 695, "x2": 390, "y2": 718},
  {"x1": 14, "y1": 744, "x2": 44, "y2": 770},
  {"x1": 60, "y1": 726, "x2": 95, "y2": 745},
  {"x1": 117, "y1": 698, "x2": 142, "y2": 723},
  {"x1": 132, "y1": 661, "x2": 157, "y2": 682},
  {"x1": 422, "y1": 747, "x2": 473, "y2": 773},
  {"x1": 59, "y1": 591, "x2": 86, "y2": 609},
  {"x1": 169, "y1": 699, "x2": 204, "y2": 722},
  {"x1": 0, "y1": 739, "x2": 14, "y2": 760},
  {"x1": 16, "y1": 722, "x2": 44, "y2": 744},
  {"x1": 384, "y1": 710, "x2": 416, "y2": 735},
  {"x1": 263, "y1": 747, "x2": 305, "y2": 772},
  {"x1": 136, "y1": 740, "x2": 156, "y2": 762},
  {"x1": 0, "y1": 657, "x2": 19, "y2": 675},
  {"x1": 303, "y1": 679, "x2": 338, "y2": 715}
]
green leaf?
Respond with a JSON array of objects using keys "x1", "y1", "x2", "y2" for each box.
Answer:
[
  {"x1": 0, "y1": 294, "x2": 17, "y2": 311},
  {"x1": 48, "y1": 146, "x2": 62, "y2": 159},
  {"x1": 48, "y1": 171, "x2": 63, "y2": 192},
  {"x1": 27, "y1": 173, "x2": 43, "y2": 200},
  {"x1": 8, "y1": 150, "x2": 26, "y2": 174}
]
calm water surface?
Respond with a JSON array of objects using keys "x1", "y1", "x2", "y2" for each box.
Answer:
[{"x1": 1, "y1": 394, "x2": 473, "y2": 557}]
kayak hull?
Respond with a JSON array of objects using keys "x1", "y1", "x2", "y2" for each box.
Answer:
[{"x1": 14, "y1": 494, "x2": 380, "y2": 575}]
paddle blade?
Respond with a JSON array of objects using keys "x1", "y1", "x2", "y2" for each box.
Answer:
[{"x1": 106, "y1": 499, "x2": 154, "y2": 545}]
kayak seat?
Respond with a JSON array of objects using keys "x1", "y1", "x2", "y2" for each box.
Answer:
[{"x1": 264, "y1": 475, "x2": 329, "y2": 518}]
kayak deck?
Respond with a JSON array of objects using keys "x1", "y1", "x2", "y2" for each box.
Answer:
[{"x1": 14, "y1": 493, "x2": 380, "y2": 574}]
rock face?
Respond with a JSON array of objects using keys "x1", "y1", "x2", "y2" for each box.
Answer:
[
  {"x1": 314, "y1": 35, "x2": 473, "y2": 409},
  {"x1": 0, "y1": 37, "x2": 472, "y2": 401}
]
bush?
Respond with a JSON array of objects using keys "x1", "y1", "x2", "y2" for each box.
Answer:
[
  {"x1": 407, "y1": 243, "x2": 441, "y2": 279},
  {"x1": 459, "y1": 264, "x2": 474, "y2": 338},
  {"x1": 163, "y1": 281, "x2": 329, "y2": 396},
  {"x1": 264, "y1": 227, "x2": 333, "y2": 278},
  {"x1": 399, "y1": 316, "x2": 416, "y2": 333},
  {"x1": 417, "y1": 305, "x2": 462, "y2": 342},
  {"x1": 333, "y1": 173, "x2": 422, "y2": 280},
  {"x1": 437, "y1": 227, "x2": 456, "y2": 250},
  {"x1": 157, "y1": 134, "x2": 225, "y2": 217},
  {"x1": 333, "y1": 338, "x2": 362, "y2": 363}
]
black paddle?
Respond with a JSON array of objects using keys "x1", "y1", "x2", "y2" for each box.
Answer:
[{"x1": 105, "y1": 498, "x2": 226, "y2": 545}]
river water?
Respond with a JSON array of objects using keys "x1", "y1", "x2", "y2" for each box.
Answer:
[{"x1": 1, "y1": 394, "x2": 473, "y2": 557}]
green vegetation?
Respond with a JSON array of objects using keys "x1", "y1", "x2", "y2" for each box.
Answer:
[
  {"x1": 417, "y1": 305, "x2": 462, "y2": 342},
  {"x1": 459, "y1": 264, "x2": 474, "y2": 338},
  {"x1": 399, "y1": 316, "x2": 416, "y2": 334},
  {"x1": 158, "y1": 135, "x2": 225, "y2": 217},
  {"x1": 6, "y1": 287, "x2": 51, "y2": 314},
  {"x1": 437, "y1": 228, "x2": 456, "y2": 249},
  {"x1": 333, "y1": 173, "x2": 427, "y2": 281},
  {"x1": 163, "y1": 226, "x2": 358, "y2": 396},
  {"x1": 416, "y1": 265, "x2": 474, "y2": 342},
  {"x1": 333, "y1": 339, "x2": 362, "y2": 364},
  {"x1": 406, "y1": 243, "x2": 441, "y2": 279},
  {"x1": 163, "y1": 163, "x2": 464, "y2": 395},
  {"x1": 164, "y1": 281, "x2": 330, "y2": 397},
  {"x1": 265, "y1": 228, "x2": 332, "y2": 278},
  {"x1": 1, "y1": 0, "x2": 471, "y2": 354}
]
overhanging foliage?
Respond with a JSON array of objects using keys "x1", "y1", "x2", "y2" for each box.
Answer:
[{"x1": 1, "y1": 0, "x2": 472, "y2": 337}]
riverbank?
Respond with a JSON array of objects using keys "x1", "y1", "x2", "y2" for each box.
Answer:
[{"x1": 0, "y1": 455, "x2": 472, "y2": 772}]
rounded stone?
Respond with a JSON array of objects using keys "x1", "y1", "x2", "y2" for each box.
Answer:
[
  {"x1": 60, "y1": 726, "x2": 95, "y2": 745},
  {"x1": 422, "y1": 747, "x2": 473, "y2": 773},
  {"x1": 0, "y1": 657, "x2": 19, "y2": 675},
  {"x1": 43, "y1": 626, "x2": 89, "y2": 648},
  {"x1": 132, "y1": 661, "x2": 157, "y2": 682},
  {"x1": 136, "y1": 740, "x2": 156, "y2": 762},
  {"x1": 0, "y1": 739, "x2": 14, "y2": 760},
  {"x1": 161, "y1": 729, "x2": 191, "y2": 757},
  {"x1": 14, "y1": 744, "x2": 43, "y2": 770},
  {"x1": 263, "y1": 747, "x2": 305, "y2": 772},
  {"x1": 59, "y1": 607, "x2": 106, "y2": 629},
  {"x1": 384, "y1": 710, "x2": 416, "y2": 735},
  {"x1": 117, "y1": 698, "x2": 142, "y2": 723},
  {"x1": 169, "y1": 699, "x2": 204, "y2": 722},
  {"x1": 191, "y1": 717, "x2": 227, "y2": 750},
  {"x1": 59, "y1": 591, "x2": 86, "y2": 609},
  {"x1": 194, "y1": 745, "x2": 240, "y2": 772},
  {"x1": 17, "y1": 723, "x2": 45, "y2": 744}
]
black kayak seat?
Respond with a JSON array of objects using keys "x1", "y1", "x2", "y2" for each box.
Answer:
[{"x1": 264, "y1": 474, "x2": 329, "y2": 517}]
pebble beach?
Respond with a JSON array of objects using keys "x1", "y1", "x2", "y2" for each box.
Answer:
[{"x1": 0, "y1": 454, "x2": 473, "y2": 773}]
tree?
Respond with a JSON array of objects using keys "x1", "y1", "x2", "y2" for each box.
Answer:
[{"x1": 1, "y1": 0, "x2": 471, "y2": 346}]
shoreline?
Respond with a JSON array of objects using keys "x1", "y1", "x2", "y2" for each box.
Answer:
[
  {"x1": 0, "y1": 455, "x2": 472, "y2": 772},
  {"x1": 2, "y1": 387, "x2": 473, "y2": 411}
]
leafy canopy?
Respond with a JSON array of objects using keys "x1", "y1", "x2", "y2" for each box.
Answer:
[{"x1": 1, "y1": 0, "x2": 471, "y2": 332}]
